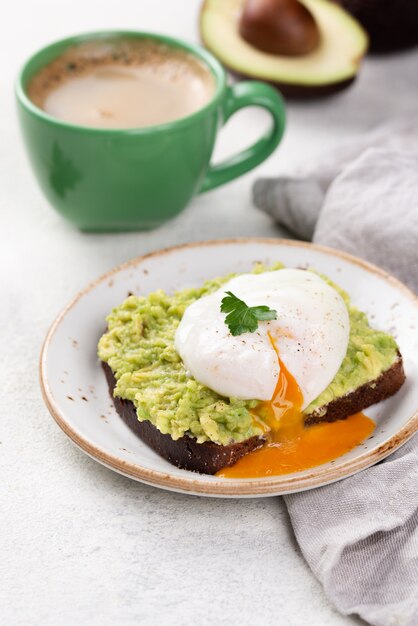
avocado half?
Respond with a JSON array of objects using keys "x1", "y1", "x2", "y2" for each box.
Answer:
[{"x1": 200, "y1": 0, "x2": 368, "y2": 98}]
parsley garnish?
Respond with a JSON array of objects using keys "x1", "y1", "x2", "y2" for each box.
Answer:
[{"x1": 220, "y1": 291, "x2": 277, "y2": 336}]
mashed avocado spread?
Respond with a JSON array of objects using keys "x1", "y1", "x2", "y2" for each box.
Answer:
[{"x1": 98, "y1": 264, "x2": 398, "y2": 445}]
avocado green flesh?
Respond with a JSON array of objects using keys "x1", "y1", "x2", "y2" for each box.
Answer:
[
  {"x1": 200, "y1": 0, "x2": 368, "y2": 86},
  {"x1": 98, "y1": 264, "x2": 398, "y2": 446}
]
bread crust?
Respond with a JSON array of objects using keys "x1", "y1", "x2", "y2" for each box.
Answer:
[
  {"x1": 304, "y1": 355, "x2": 405, "y2": 425},
  {"x1": 103, "y1": 355, "x2": 405, "y2": 475},
  {"x1": 103, "y1": 363, "x2": 265, "y2": 474}
]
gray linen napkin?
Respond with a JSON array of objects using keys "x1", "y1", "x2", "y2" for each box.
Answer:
[
  {"x1": 253, "y1": 117, "x2": 418, "y2": 293},
  {"x1": 253, "y1": 119, "x2": 418, "y2": 626},
  {"x1": 286, "y1": 439, "x2": 418, "y2": 626}
]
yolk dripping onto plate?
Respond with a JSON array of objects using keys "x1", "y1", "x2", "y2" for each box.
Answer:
[{"x1": 217, "y1": 335, "x2": 375, "y2": 478}]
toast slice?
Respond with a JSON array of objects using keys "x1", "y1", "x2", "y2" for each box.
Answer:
[
  {"x1": 103, "y1": 356, "x2": 405, "y2": 475},
  {"x1": 98, "y1": 264, "x2": 406, "y2": 475}
]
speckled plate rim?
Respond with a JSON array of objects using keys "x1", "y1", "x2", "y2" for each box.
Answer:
[{"x1": 40, "y1": 238, "x2": 418, "y2": 497}]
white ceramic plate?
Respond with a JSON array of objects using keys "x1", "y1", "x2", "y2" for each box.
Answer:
[{"x1": 40, "y1": 239, "x2": 418, "y2": 497}]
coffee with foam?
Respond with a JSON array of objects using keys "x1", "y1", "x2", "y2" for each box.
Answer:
[{"x1": 28, "y1": 39, "x2": 216, "y2": 129}]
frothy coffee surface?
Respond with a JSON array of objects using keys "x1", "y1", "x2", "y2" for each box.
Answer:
[{"x1": 28, "y1": 39, "x2": 216, "y2": 129}]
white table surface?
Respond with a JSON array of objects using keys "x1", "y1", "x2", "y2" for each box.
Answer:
[{"x1": 1, "y1": 2, "x2": 417, "y2": 624}]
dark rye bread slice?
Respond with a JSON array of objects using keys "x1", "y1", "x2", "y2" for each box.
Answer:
[{"x1": 103, "y1": 356, "x2": 405, "y2": 475}]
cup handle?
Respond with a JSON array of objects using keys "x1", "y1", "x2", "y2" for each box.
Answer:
[{"x1": 199, "y1": 81, "x2": 286, "y2": 193}]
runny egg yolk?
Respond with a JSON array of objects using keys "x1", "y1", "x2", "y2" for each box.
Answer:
[{"x1": 217, "y1": 334, "x2": 375, "y2": 479}]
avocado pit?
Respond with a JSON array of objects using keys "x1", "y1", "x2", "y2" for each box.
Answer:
[{"x1": 239, "y1": 0, "x2": 320, "y2": 56}]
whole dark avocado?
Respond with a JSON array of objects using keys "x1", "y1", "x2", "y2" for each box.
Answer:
[
  {"x1": 200, "y1": 0, "x2": 368, "y2": 98},
  {"x1": 338, "y1": 0, "x2": 418, "y2": 53}
]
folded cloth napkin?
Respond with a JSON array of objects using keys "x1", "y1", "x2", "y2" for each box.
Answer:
[
  {"x1": 253, "y1": 116, "x2": 418, "y2": 293},
  {"x1": 286, "y1": 438, "x2": 418, "y2": 626},
  {"x1": 253, "y1": 118, "x2": 418, "y2": 626}
]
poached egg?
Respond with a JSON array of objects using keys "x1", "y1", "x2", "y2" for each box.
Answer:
[{"x1": 174, "y1": 269, "x2": 349, "y2": 409}]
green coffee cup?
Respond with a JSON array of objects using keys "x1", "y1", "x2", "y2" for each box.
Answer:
[{"x1": 16, "y1": 31, "x2": 286, "y2": 232}]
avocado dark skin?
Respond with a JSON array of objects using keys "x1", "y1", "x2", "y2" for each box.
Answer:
[
  {"x1": 337, "y1": 0, "x2": 418, "y2": 53},
  {"x1": 239, "y1": 0, "x2": 320, "y2": 56}
]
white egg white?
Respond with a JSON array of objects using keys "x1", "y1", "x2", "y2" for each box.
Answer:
[{"x1": 174, "y1": 269, "x2": 350, "y2": 408}]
